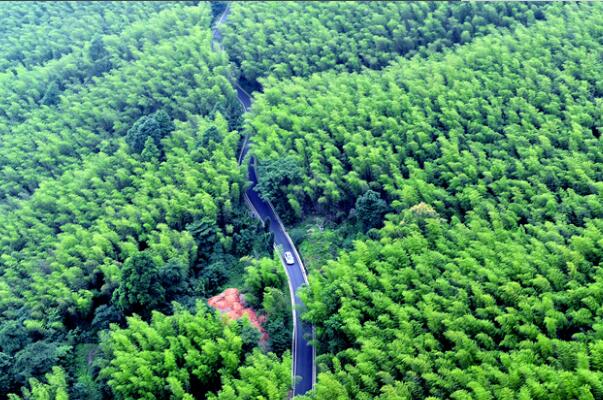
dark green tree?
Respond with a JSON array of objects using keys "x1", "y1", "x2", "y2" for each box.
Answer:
[
  {"x1": 187, "y1": 216, "x2": 219, "y2": 262},
  {"x1": 198, "y1": 260, "x2": 228, "y2": 296},
  {"x1": 88, "y1": 36, "x2": 112, "y2": 77},
  {"x1": 0, "y1": 320, "x2": 30, "y2": 355},
  {"x1": 201, "y1": 125, "x2": 222, "y2": 148},
  {"x1": 238, "y1": 319, "x2": 262, "y2": 354},
  {"x1": 153, "y1": 109, "x2": 176, "y2": 135},
  {"x1": 125, "y1": 115, "x2": 162, "y2": 154},
  {"x1": 89, "y1": 36, "x2": 109, "y2": 62},
  {"x1": 12, "y1": 341, "x2": 69, "y2": 387},
  {"x1": 354, "y1": 190, "x2": 388, "y2": 230},
  {"x1": 0, "y1": 353, "x2": 14, "y2": 396},
  {"x1": 112, "y1": 251, "x2": 166, "y2": 316},
  {"x1": 125, "y1": 110, "x2": 175, "y2": 154},
  {"x1": 91, "y1": 305, "x2": 125, "y2": 333},
  {"x1": 159, "y1": 258, "x2": 188, "y2": 299}
]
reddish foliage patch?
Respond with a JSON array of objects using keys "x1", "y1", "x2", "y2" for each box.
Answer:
[{"x1": 208, "y1": 288, "x2": 268, "y2": 343}]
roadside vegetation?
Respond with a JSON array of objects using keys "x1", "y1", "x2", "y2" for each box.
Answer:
[
  {"x1": 1, "y1": 1, "x2": 601, "y2": 399},
  {"x1": 243, "y1": 3, "x2": 603, "y2": 398},
  {"x1": 0, "y1": 3, "x2": 286, "y2": 398}
]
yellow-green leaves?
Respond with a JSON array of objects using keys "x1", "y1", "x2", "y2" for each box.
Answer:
[{"x1": 101, "y1": 302, "x2": 289, "y2": 400}]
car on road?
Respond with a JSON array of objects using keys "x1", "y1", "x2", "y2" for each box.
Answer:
[{"x1": 283, "y1": 251, "x2": 295, "y2": 265}]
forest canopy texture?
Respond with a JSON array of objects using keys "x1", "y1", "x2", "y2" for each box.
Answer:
[
  {"x1": 243, "y1": 2, "x2": 603, "y2": 399},
  {"x1": 0, "y1": 1, "x2": 602, "y2": 400}
]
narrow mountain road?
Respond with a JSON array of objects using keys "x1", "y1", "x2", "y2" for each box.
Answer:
[{"x1": 211, "y1": 5, "x2": 316, "y2": 397}]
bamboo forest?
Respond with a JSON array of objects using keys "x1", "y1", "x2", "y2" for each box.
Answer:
[{"x1": 0, "y1": 2, "x2": 601, "y2": 399}]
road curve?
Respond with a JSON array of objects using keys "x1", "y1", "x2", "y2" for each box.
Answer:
[{"x1": 211, "y1": 5, "x2": 316, "y2": 397}]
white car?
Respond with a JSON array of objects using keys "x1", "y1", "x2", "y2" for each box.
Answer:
[{"x1": 283, "y1": 251, "x2": 295, "y2": 265}]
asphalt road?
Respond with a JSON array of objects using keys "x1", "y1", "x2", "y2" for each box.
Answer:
[
  {"x1": 245, "y1": 154, "x2": 316, "y2": 396},
  {"x1": 212, "y1": 5, "x2": 316, "y2": 397}
]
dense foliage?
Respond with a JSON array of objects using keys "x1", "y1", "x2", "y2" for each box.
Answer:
[
  {"x1": 2, "y1": 1, "x2": 602, "y2": 399},
  {"x1": 0, "y1": 2, "x2": 289, "y2": 398},
  {"x1": 242, "y1": 2, "x2": 603, "y2": 398},
  {"x1": 248, "y1": 3, "x2": 602, "y2": 228},
  {"x1": 99, "y1": 302, "x2": 290, "y2": 400},
  {"x1": 0, "y1": 2, "x2": 180, "y2": 72},
  {"x1": 0, "y1": 11, "x2": 241, "y2": 205},
  {"x1": 0, "y1": 110, "x2": 250, "y2": 396},
  {"x1": 0, "y1": 3, "x2": 211, "y2": 133},
  {"x1": 242, "y1": 256, "x2": 293, "y2": 354},
  {"x1": 222, "y1": 1, "x2": 547, "y2": 85},
  {"x1": 300, "y1": 213, "x2": 603, "y2": 399}
]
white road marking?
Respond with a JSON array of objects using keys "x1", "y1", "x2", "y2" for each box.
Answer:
[{"x1": 213, "y1": 3, "x2": 315, "y2": 394}]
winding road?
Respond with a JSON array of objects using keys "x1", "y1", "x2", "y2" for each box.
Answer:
[{"x1": 212, "y1": 5, "x2": 316, "y2": 397}]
